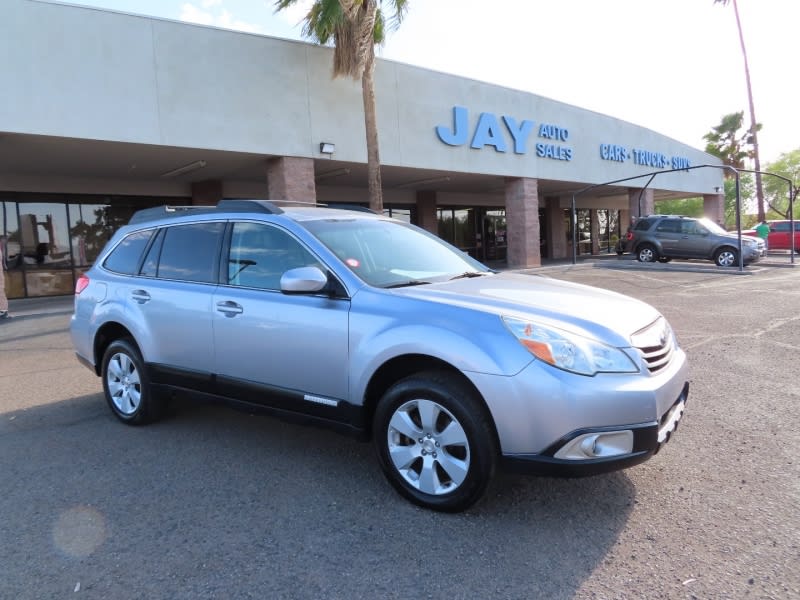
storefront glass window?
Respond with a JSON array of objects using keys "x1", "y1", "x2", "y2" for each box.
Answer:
[
  {"x1": 1, "y1": 195, "x2": 172, "y2": 299},
  {"x1": 1, "y1": 201, "x2": 24, "y2": 298},
  {"x1": 483, "y1": 209, "x2": 507, "y2": 262}
]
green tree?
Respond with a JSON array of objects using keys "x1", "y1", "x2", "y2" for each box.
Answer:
[
  {"x1": 724, "y1": 173, "x2": 755, "y2": 228},
  {"x1": 713, "y1": 0, "x2": 765, "y2": 221},
  {"x1": 762, "y1": 148, "x2": 800, "y2": 218},
  {"x1": 274, "y1": 0, "x2": 408, "y2": 213},
  {"x1": 655, "y1": 174, "x2": 754, "y2": 230},
  {"x1": 655, "y1": 197, "x2": 703, "y2": 218}
]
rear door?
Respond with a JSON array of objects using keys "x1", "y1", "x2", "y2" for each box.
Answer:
[
  {"x1": 124, "y1": 221, "x2": 225, "y2": 386},
  {"x1": 211, "y1": 221, "x2": 350, "y2": 416}
]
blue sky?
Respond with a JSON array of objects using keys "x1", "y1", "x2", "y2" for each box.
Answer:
[{"x1": 62, "y1": 0, "x2": 798, "y2": 163}]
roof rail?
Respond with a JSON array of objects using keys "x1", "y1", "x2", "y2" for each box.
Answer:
[
  {"x1": 216, "y1": 199, "x2": 284, "y2": 214},
  {"x1": 128, "y1": 205, "x2": 217, "y2": 225}
]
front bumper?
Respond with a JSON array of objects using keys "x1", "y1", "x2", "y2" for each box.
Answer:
[{"x1": 501, "y1": 382, "x2": 689, "y2": 477}]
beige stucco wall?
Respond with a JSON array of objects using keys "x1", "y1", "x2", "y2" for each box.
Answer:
[{"x1": 0, "y1": 0, "x2": 723, "y2": 195}]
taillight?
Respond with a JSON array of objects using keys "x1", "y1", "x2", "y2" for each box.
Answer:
[
  {"x1": 626, "y1": 231, "x2": 634, "y2": 241},
  {"x1": 75, "y1": 274, "x2": 90, "y2": 295}
]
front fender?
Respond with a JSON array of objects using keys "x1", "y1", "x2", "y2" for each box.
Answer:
[{"x1": 348, "y1": 311, "x2": 533, "y2": 407}]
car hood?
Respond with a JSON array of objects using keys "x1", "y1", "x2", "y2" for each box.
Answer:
[{"x1": 391, "y1": 272, "x2": 662, "y2": 347}]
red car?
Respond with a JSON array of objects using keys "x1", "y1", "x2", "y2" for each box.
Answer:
[{"x1": 743, "y1": 220, "x2": 800, "y2": 252}]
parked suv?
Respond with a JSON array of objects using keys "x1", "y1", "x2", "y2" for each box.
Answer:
[
  {"x1": 629, "y1": 215, "x2": 764, "y2": 267},
  {"x1": 70, "y1": 200, "x2": 689, "y2": 512}
]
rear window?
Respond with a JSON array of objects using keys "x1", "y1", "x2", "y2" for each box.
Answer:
[{"x1": 103, "y1": 229, "x2": 154, "y2": 275}]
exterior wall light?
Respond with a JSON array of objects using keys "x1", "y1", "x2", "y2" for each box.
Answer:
[{"x1": 319, "y1": 142, "x2": 335, "y2": 155}]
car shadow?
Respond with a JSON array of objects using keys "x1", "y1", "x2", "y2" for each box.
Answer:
[{"x1": 1, "y1": 393, "x2": 636, "y2": 600}]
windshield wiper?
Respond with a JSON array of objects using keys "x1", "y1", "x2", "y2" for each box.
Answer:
[
  {"x1": 382, "y1": 280, "x2": 432, "y2": 289},
  {"x1": 449, "y1": 271, "x2": 489, "y2": 281}
]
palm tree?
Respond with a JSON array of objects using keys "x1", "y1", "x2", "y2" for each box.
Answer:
[
  {"x1": 703, "y1": 111, "x2": 761, "y2": 171},
  {"x1": 714, "y1": 0, "x2": 765, "y2": 221},
  {"x1": 274, "y1": 0, "x2": 408, "y2": 213}
]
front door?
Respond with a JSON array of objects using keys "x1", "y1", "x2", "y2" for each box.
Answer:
[{"x1": 211, "y1": 221, "x2": 350, "y2": 413}]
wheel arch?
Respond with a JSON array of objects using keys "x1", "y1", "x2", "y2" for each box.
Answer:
[
  {"x1": 713, "y1": 244, "x2": 739, "y2": 262},
  {"x1": 93, "y1": 322, "x2": 137, "y2": 375},
  {"x1": 361, "y1": 354, "x2": 500, "y2": 450},
  {"x1": 635, "y1": 241, "x2": 659, "y2": 253}
]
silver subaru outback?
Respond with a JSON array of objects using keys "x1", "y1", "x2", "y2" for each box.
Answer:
[{"x1": 70, "y1": 200, "x2": 689, "y2": 512}]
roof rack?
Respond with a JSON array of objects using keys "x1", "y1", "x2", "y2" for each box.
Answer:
[
  {"x1": 216, "y1": 199, "x2": 284, "y2": 214},
  {"x1": 128, "y1": 199, "x2": 288, "y2": 225},
  {"x1": 128, "y1": 205, "x2": 218, "y2": 225}
]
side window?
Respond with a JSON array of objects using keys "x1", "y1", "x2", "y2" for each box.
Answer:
[
  {"x1": 227, "y1": 222, "x2": 318, "y2": 290},
  {"x1": 635, "y1": 218, "x2": 655, "y2": 231},
  {"x1": 103, "y1": 229, "x2": 154, "y2": 275},
  {"x1": 774, "y1": 222, "x2": 789, "y2": 232},
  {"x1": 157, "y1": 222, "x2": 225, "y2": 283}
]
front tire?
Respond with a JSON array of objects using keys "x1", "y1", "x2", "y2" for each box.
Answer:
[
  {"x1": 101, "y1": 338, "x2": 162, "y2": 425},
  {"x1": 373, "y1": 371, "x2": 497, "y2": 512},
  {"x1": 714, "y1": 247, "x2": 738, "y2": 267}
]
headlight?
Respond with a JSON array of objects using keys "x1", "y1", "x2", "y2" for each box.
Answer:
[{"x1": 502, "y1": 316, "x2": 639, "y2": 376}]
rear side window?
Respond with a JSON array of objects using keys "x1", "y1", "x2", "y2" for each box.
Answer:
[
  {"x1": 635, "y1": 218, "x2": 655, "y2": 231},
  {"x1": 774, "y1": 222, "x2": 789, "y2": 232},
  {"x1": 157, "y1": 222, "x2": 225, "y2": 283},
  {"x1": 103, "y1": 229, "x2": 154, "y2": 275},
  {"x1": 139, "y1": 229, "x2": 164, "y2": 277}
]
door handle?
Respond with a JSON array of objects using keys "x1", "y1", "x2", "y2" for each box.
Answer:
[
  {"x1": 131, "y1": 290, "x2": 151, "y2": 303},
  {"x1": 216, "y1": 300, "x2": 243, "y2": 316}
]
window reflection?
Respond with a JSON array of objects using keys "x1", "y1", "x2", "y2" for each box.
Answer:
[{"x1": 1, "y1": 195, "x2": 168, "y2": 299}]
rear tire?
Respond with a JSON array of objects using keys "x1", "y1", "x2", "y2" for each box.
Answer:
[
  {"x1": 101, "y1": 338, "x2": 163, "y2": 425},
  {"x1": 637, "y1": 244, "x2": 658, "y2": 263},
  {"x1": 372, "y1": 371, "x2": 497, "y2": 512}
]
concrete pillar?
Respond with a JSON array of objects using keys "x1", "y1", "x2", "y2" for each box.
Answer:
[
  {"x1": 545, "y1": 196, "x2": 567, "y2": 259},
  {"x1": 416, "y1": 190, "x2": 438, "y2": 234},
  {"x1": 266, "y1": 157, "x2": 316, "y2": 202},
  {"x1": 505, "y1": 177, "x2": 540, "y2": 268},
  {"x1": 628, "y1": 187, "x2": 654, "y2": 219},
  {"x1": 191, "y1": 179, "x2": 223, "y2": 206},
  {"x1": 619, "y1": 209, "x2": 632, "y2": 232},
  {"x1": 703, "y1": 193, "x2": 725, "y2": 227}
]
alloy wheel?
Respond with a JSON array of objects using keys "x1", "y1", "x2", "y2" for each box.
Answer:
[{"x1": 386, "y1": 398, "x2": 471, "y2": 495}]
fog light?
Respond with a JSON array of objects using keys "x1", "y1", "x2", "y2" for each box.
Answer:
[{"x1": 554, "y1": 430, "x2": 634, "y2": 460}]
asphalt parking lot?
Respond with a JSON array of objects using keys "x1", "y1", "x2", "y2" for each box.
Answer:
[{"x1": 1, "y1": 260, "x2": 799, "y2": 600}]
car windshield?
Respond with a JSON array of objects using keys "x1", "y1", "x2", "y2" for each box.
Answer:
[{"x1": 303, "y1": 217, "x2": 491, "y2": 288}]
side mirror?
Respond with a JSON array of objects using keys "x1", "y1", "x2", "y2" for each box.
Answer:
[{"x1": 280, "y1": 266, "x2": 328, "y2": 294}]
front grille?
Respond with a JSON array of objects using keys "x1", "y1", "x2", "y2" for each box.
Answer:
[
  {"x1": 637, "y1": 341, "x2": 674, "y2": 373},
  {"x1": 631, "y1": 317, "x2": 674, "y2": 374}
]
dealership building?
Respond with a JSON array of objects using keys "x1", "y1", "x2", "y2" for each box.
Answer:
[{"x1": 1, "y1": 0, "x2": 725, "y2": 299}]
